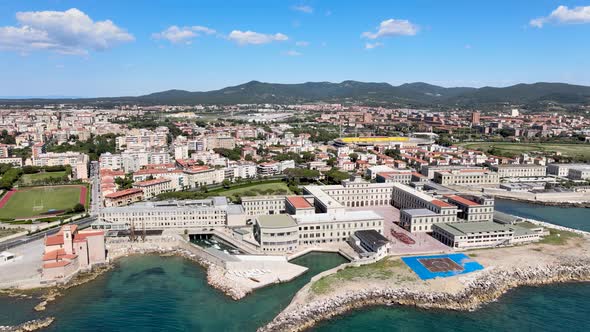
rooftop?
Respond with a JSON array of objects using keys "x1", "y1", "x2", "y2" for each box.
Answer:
[
  {"x1": 434, "y1": 221, "x2": 512, "y2": 236},
  {"x1": 401, "y1": 208, "x2": 438, "y2": 217},
  {"x1": 295, "y1": 210, "x2": 382, "y2": 224},
  {"x1": 354, "y1": 229, "x2": 390, "y2": 250},
  {"x1": 445, "y1": 195, "x2": 480, "y2": 207},
  {"x1": 104, "y1": 188, "x2": 143, "y2": 199},
  {"x1": 256, "y1": 214, "x2": 297, "y2": 228},
  {"x1": 286, "y1": 196, "x2": 313, "y2": 209}
]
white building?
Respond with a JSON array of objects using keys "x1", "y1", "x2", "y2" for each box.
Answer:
[
  {"x1": 97, "y1": 197, "x2": 246, "y2": 230},
  {"x1": 490, "y1": 164, "x2": 547, "y2": 178},
  {"x1": 31, "y1": 152, "x2": 89, "y2": 179}
]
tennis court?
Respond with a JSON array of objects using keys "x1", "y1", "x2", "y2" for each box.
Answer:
[{"x1": 402, "y1": 253, "x2": 484, "y2": 280}]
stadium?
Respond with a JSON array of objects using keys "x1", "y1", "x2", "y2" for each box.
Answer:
[{"x1": 333, "y1": 136, "x2": 434, "y2": 148}]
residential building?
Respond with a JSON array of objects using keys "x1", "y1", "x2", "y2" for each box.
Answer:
[
  {"x1": 132, "y1": 178, "x2": 173, "y2": 199},
  {"x1": 31, "y1": 152, "x2": 89, "y2": 179},
  {"x1": 103, "y1": 188, "x2": 144, "y2": 207}
]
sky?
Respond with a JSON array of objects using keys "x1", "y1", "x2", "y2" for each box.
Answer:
[{"x1": 0, "y1": 0, "x2": 589, "y2": 97}]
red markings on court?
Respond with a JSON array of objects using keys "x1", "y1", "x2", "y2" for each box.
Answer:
[{"x1": 418, "y1": 257, "x2": 464, "y2": 273}]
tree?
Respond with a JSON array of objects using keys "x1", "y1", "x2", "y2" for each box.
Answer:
[
  {"x1": 349, "y1": 153, "x2": 359, "y2": 162},
  {"x1": 383, "y1": 149, "x2": 401, "y2": 159},
  {"x1": 323, "y1": 168, "x2": 350, "y2": 185},
  {"x1": 222, "y1": 179, "x2": 231, "y2": 189},
  {"x1": 73, "y1": 203, "x2": 85, "y2": 213}
]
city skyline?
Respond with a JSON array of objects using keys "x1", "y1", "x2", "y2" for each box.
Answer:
[{"x1": 0, "y1": 0, "x2": 590, "y2": 97}]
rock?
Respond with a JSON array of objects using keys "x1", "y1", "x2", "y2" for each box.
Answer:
[
  {"x1": 0, "y1": 317, "x2": 55, "y2": 332},
  {"x1": 258, "y1": 258, "x2": 590, "y2": 332}
]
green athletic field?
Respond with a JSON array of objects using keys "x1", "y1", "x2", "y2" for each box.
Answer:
[
  {"x1": 0, "y1": 186, "x2": 84, "y2": 220},
  {"x1": 459, "y1": 142, "x2": 590, "y2": 160}
]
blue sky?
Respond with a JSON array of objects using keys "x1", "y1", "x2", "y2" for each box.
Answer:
[{"x1": 0, "y1": 0, "x2": 589, "y2": 97}]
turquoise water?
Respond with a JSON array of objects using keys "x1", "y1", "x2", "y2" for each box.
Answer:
[
  {"x1": 1, "y1": 200, "x2": 589, "y2": 331},
  {"x1": 313, "y1": 283, "x2": 590, "y2": 332},
  {"x1": 0, "y1": 252, "x2": 347, "y2": 331},
  {"x1": 495, "y1": 199, "x2": 590, "y2": 231}
]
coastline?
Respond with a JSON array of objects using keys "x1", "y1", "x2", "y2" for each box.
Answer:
[
  {"x1": 259, "y1": 258, "x2": 590, "y2": 332},
  {"x1": 493, "y1": 195, "x2": 590, "y2": 208},
  {"x1": 259, "y1": 218, "x2": 590, "y2": 332},
  {"x1": 258, "y1": 260, "x2": 590, "y2": 332}
]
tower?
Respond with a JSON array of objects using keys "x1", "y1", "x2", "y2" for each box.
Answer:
[
  {"x1": 471, "y1": 111, "x2": 481, "y2": 125},
  {"x1": 62, "y1": 225, "x2": 73, "y2": 254}
]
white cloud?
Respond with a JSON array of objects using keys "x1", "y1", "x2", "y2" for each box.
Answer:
[
  {"x1": 228, "y1": 30, "x2": 288, "y2": 45},
  {"x1": 530, "y1": 5, "x2": 590, "y2": 28},
  {"x1": 0, "y1": 8, "x2": 133, "y2": 55},
  {"x1": 152, "y1": 25, "x2": 215, "y2": 44},
  {"x1": 464, "y1": 44, "x2": 472, "y2": 49},
  {"x1": 283, "y1": 50, "x2": 302, "y2": 56},
  {"x1": 362, "y1": 18, "x2": 419, "y2": 39},
  {"x1": 291, "y1": 5, "x2": 314, "y2": 14},
  {"x1": 295, "y1": 41, "x2": 309, "y2": 47},
  {"x1": 365, "y1": 42, "x2": 383, "y2": 49}
]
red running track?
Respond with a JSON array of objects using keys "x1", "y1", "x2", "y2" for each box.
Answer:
[
  {"x1": 0, "y1": 190, "x2": 16, "y2": 209},
  {"x1": 78, "y1": 185, "x2": 87, "y2": 205}
]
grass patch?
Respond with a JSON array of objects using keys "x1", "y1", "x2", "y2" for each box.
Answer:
[
  {"x1": 0, "y1": 186, "x2": 83, "y2": 219},
  {"x1": 458, "y1": 142, "x2": 590, "y2": 160},
  {"x1": 311, "y1": 258, "x2": 412, "y2": 295},
  {"x1": 539, "y1": 228, "x2": 583, "y2": 245},
  {"x1": 19, "y1": 171, "x2": 67, "y2": 185},
  {"x1": 213, "y1": 182, "x2": 292, "y2": 200}
]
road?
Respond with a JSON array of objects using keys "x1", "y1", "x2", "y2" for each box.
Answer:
[
  {"x1": 89, "y1": 160, "x2": 101, "y2": 216},
  {"x1": 0, "y1": 216, "x2": 97, "y2": 252}
]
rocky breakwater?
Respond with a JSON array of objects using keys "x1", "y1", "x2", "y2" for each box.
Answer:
[
  {"x1": 260, "y1": 258, "x2": 590, "y2": 332},
  {"x1": 0, "y1": 317, "x2": 54, "y2": 332},
  {"x1": 206, "y1": 264, "x2": 250, "y2": 300}
]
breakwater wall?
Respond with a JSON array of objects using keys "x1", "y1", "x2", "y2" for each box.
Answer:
[{"x1": 259, "y1": 259, "x2": 590, "y2": 332}]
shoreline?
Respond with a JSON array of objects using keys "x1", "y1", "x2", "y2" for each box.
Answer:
[
  {"x1": 259, "y1": 259, "x2": 590, "y2": 332},
  {"x1": 494, "y1": 195, "x2": 590, "y2": 208}
]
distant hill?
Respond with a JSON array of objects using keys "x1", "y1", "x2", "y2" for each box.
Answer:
[{"x1": 2, "y1": 81, "x2": 589, "y2": 107}]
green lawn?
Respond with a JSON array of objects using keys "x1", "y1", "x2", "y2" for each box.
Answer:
[
  {"x1": 310, "y1": 258, "x2": 415, "y2": 295},
  {"x1": 0, "y1": 186, "x2": 83, "y2": 219},
  {"x1": 209, "y1": 182, "x2": 292, "y2": 198},
  {"x1": 539, "y1": 228, "x2": 583, "y2": 245},
  {"x1": 459, "y1": 142, "x2": 590, "y2": 160},
  {"x1": 20, "y1": 171, "x2": 67, "y2": 185}
]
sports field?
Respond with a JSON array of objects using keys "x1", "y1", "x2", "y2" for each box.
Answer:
[
  {"x1": 459, "y1": 142, "x2": 590, "y2": 160},
  {"x1": 0, "y1": 185, "x2": 86, "y2": 219},
  {"x1": 402, "y1": 253, "x2": 484, "y2": 280}
]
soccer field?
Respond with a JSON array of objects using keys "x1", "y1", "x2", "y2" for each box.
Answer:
[{"x1": 0, "y1": 186, "x2": 86, "y2": 219}]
